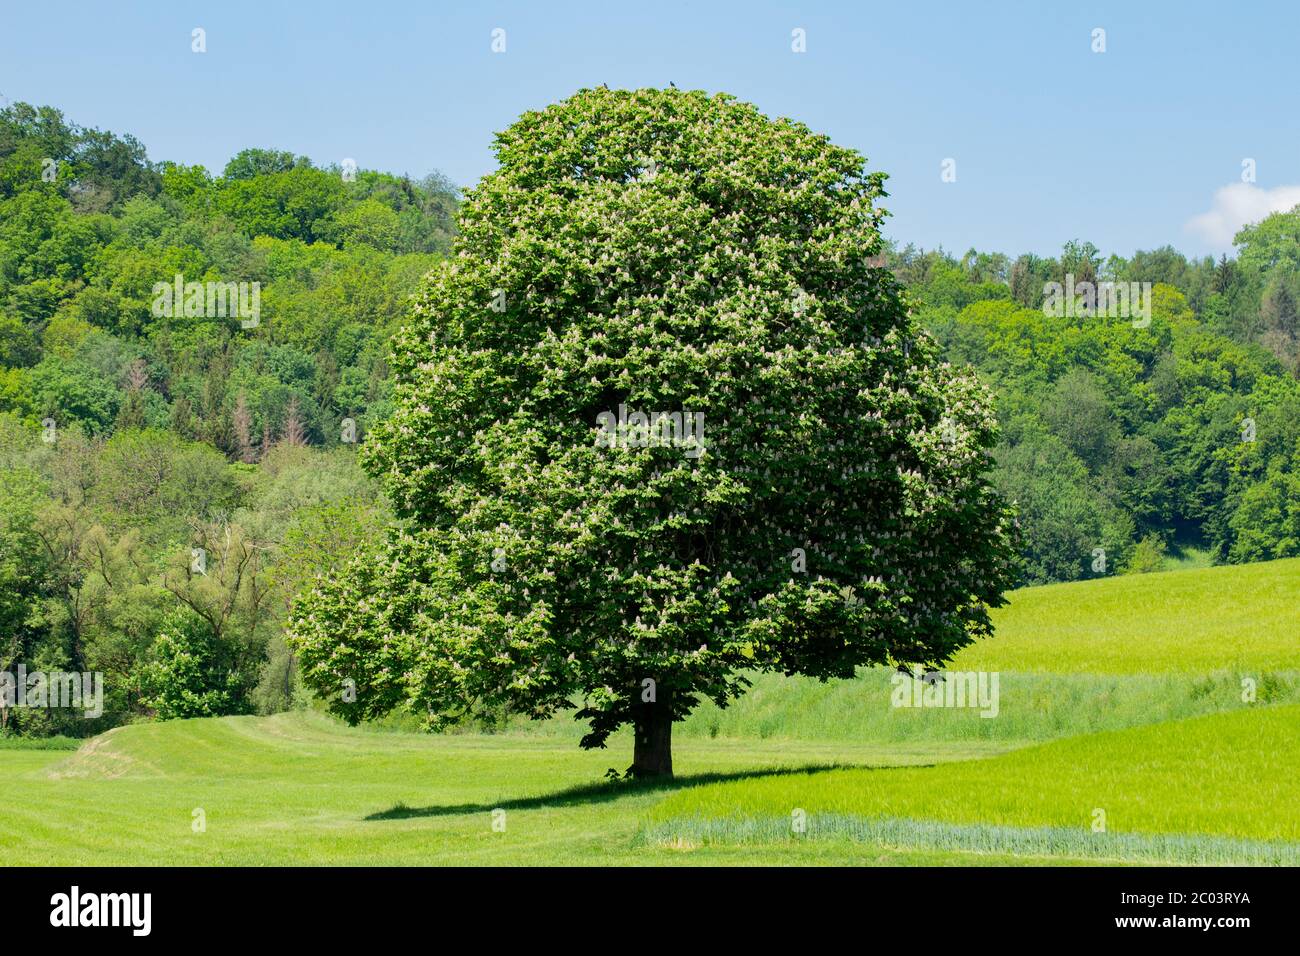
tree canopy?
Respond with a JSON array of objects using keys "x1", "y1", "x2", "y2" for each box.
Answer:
[
  {"x1": 288, "y1": 88, "x2": 1018, "y2": 776},
  {"x1": 4, "y1": 93, "x2": 1300, "y2": 743}
]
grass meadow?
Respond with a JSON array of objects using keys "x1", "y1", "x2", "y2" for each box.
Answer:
[{"x1": 1, "y1": 556, "x2": 1297, "y2": 865}]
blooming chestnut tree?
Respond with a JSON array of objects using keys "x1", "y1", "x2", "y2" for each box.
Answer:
[{"x1": 288, "y1": 88, "x2": 1017, "y2": 777}]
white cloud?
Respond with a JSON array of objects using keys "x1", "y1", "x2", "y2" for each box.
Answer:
[{"x1": 1186, "y1": 182, "x2": 1300, "y2": 250}]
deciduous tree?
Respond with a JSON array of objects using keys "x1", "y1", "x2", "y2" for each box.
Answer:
[{"x1": 290, "y1": 88, "x2": 1017, "y2": 776}]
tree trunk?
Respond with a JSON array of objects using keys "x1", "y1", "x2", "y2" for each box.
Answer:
[{"x1": 629, "y1": 689, "x2": 673, "y2": 778}]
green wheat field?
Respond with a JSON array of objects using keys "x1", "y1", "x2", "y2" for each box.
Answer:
[{"x1": 3, "y1": 557, "x2": 1297, "y2": 866}]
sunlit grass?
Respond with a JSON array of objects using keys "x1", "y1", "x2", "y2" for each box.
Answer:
[
  {"x1": 642, "y1": 815, "x2": 1300, "y2": 865},
  {"x1": 4, "y1": 558, "x2": 1297, "y2": 866},
  {"x1": 0, "y1": 711, "x2": 998, "y2": 865},
  {"x1": 647, "y1": 703, "x2": 1300, "y2": 852},
  {"x1": 955, "y1": 557, "x2": 1300, "y2": 674}
]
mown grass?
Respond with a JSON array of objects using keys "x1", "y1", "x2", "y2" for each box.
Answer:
[
  {"x1": 0, "y1": 735, "x2": 80, "y2": 750},
  {"x1": 0, "y1": 711, "x2": 1013, "y2": 865},
  {"x1": 2, "y1": 557, "x2": 1296, "y2": 865}
]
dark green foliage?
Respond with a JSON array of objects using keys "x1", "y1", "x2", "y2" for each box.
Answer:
[
  {"x1": 289, "y1": 89, "x2": 1018, "y2": 771},
  {"x1": 136, "y1": 608, "x2": 248, "y2": 720},
  {"x1": 898, "y1": 233, "x2": 1300, "y2": 578},
  {"x1": 4, "y1": 92, "x2": 1300, "y2": 745}
]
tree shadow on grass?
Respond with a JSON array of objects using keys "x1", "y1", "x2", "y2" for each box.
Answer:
[{"x1": 366, "y1": 761, "x2": 927, "y2": 820}]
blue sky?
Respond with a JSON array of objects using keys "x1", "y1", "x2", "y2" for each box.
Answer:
[{"x1": 2, "y1": 0, "x2": 1295, "y2": 259}]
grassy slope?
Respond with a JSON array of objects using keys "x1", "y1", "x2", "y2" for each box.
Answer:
[
  {"x1": 673, "y1": 670, "x2": 1297, "y2": 743},
  {"x1": 2, "y1": 557, "x2": 1297, "y2": 865},
  {"x1": 953, "y1": 556, "x2": 1300, "y2": 674},
  {"x1": 0, "y1": 712, "x2": 1012, "y2": 865},
  {"x1": 646, "y1": 704, "x2": 1300, "y2": 861}
]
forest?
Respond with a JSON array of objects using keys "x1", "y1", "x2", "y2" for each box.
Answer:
[{"x1": 2, "y1": 100, "x2": 1298, "y2": 735}]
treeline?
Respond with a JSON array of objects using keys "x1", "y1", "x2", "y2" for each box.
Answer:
[
  {"x1": 0, "y1": 101, "x2": 457, "y2": 450},
  {"x1": 0, "y1": 102, "x2": 441, "y2": 732},
  {"x1": 0, "y1": 422, "x2": 387, "y2": 734},
  {"x1": 893, "y1": 236, "x2": 1300, "y2": 582},
  {"x1": 2, "y1": 99, "x2": 1298, "y2": 734}
]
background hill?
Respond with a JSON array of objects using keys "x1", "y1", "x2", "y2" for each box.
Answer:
[{"x1": 2, "y1": 100, "x2": 1299, "y2": 738}]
